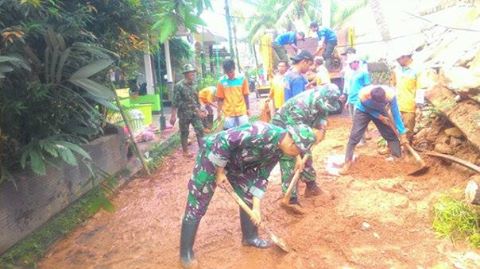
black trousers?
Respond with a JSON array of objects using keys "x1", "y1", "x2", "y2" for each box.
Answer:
[{"x1": 345, "y1": 109, "x2": 401, "y2": 161}]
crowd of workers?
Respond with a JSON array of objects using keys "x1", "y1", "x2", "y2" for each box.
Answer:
[{"x1": 169, "y1": 21, "x2": 422, "y2": 268}]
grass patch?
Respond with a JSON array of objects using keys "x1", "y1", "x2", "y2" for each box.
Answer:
[
  {"x1": 0, "y1": 177, "x2": 117, "y2": 268},
  {"x1": 145, "y1": 133, "x2": 180, "y2": 170},
  {"x1": 432, "y1": 194, "x2": 480, "y2": 248}
]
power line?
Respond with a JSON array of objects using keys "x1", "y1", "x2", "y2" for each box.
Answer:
[{"x1": 402, "y1": 11, "x2": 480, "y2": 33}]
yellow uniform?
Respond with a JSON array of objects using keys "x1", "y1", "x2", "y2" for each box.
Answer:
[
  {"x1": 316, "y1": 66, "x2": 331, "y2": 86},
  {"x1": 198, "y1": 86, "x2": 216, "y2": 105},
  {"x1": 269, "y1": 74, "x2": 286, "y2": 109},
  {"x1": 393, "y1": 65, "x2": 418, "y2": 113},
  {"x1": 392, "y1": 65, "x2": 419, "y2": 140}
]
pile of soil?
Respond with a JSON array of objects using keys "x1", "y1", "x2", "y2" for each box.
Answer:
[
  {"x1": 38, "y1": 115, "x2": 480, "y2": 269},
  {"x1": 413, "y1": 106, "x2": 480, "y2": 166}
]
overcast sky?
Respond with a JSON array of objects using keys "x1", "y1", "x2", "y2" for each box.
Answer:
[{"x1": 201, "y1": 0, "x2": 251, "y2": 39}]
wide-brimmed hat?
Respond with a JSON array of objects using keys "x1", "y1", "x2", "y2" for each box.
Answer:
[
  {"x1": 286, "y1": 124, "x2": 317, "y2": 154},
  {"x1": 182, "y1": 64, "x2": 196, "y2": 74}
]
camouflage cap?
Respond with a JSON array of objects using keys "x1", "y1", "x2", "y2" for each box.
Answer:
[
  {"x1": 182, "y1": 64, "x2": 196, "y2": 74},
  {"x1": 286, "y1": 124, "x2": 317, "y2": 153},
  {"x1": 318, "y1": 83, "x2": 341, "y2": 112}
]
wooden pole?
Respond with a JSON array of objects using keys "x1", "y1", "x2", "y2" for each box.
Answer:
[{"x1": 113, "y1": 90, "x2": 151, "y2": 175}]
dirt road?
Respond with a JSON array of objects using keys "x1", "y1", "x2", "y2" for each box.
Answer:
[{"x1": 39, "y1": 115, "x2": 477, "y2": 269}]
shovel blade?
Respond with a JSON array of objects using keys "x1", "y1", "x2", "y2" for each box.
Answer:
[{"x1": 269, "y1": 232, "x2": 290, "y2": 253}]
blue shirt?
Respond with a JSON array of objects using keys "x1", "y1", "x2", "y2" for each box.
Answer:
[
  {"x1": 274, "y1": 32, "x2": 297, "y2": 46},
  {"x1": 316, "y1": 27, "x2": 337, "y2": 42},
  {"x1": 356, "y1": 85, "x2": 406, "y2": 135},
  {"x1": 284, "y1": 70, "x2": 308, "y2": 101},
  {"x1": 347, "y1": 70, "x2": 371, "y2": 105}
]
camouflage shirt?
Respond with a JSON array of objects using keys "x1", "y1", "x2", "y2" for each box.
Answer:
[
  {"x1": 205, "y1": 122, "x2": 287, "y2": 195},
  {"x1": 272, "y1": 88, "x2": 329, "y2": 129},
  {"x1": 172, "y1": 79, "x2": 200, "y2": 118}
]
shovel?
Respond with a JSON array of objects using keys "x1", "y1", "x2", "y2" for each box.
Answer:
[
  {"x1": 220, "y1": 185, "x2": 290, "y2": 253},
  {"x1": 280, "y1": 155, "x2": 309, "y2": 215},
  {"x1": 386, "y1": 113, "x2": 429, "y2": 176}
]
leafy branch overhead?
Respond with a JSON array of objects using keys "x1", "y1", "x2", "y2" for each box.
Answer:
[{"x1": 151, "y1": 0, "x2": 211, "y2": 43}]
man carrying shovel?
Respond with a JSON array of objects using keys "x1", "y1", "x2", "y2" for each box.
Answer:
[
  {"x1": 272, "y1": 83, "x2": 341, "y2": 213},
  {"x1": 340, "y1": 85, "x2": 408, "y2": 174},
  {"x1": 180, "y1": 121, "x2": 321, "y2": 268}
]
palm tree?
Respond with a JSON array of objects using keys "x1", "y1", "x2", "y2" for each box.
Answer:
[
  {"x1": 239, "y1": 0, "x2": 321, "y2": 42},
  {"x1": 368, "y1": 0, "x2": 391, "y2": 42},
  {"x1": 240, "y1": 0, "x2": 368, "y2": 43}
]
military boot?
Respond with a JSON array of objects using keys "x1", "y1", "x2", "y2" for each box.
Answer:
[
  {"x1": 304, "y1": 181, "x2": 323, "y2": 197},
  {"x1": 280, "y1": 196, "x2": 305, "y2": 215},
  {"x1": 180, "y1": 218, "x2": 200, "y2": 269},
  {"x1": 239, "y1": 208, "x2": 271, "y2": 248}
]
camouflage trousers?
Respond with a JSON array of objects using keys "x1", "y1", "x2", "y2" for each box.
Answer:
[
  {"x1": 183, "y1": 149, "x2": 276, "y2": 222},
  {"x1": 179, "y1": 115, "x2": 204, "y2": 151},
  {"x1": 279, "y1": 152, "x2": 316, "y2": 199}
]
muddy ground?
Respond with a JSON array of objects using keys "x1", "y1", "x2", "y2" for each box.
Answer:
[{"x1": 39, "y1": 115, "x2": 480, "y2": 269}]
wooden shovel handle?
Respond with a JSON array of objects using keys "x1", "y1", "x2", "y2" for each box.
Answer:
[
  {"x1": 221, "y1": 185, "x2": 257, "y2": 220},
  {"x1": 426, "y1": 151, "x2": 480, "y2": 173},
  {"x1": 385, "y1": 112, "x2": 424, "y2": 164},
  {"x1": 283, "y1": 155, "x2": 309, "y2": 203}
]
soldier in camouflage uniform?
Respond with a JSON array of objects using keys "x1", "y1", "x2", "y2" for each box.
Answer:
[
  {"x1": 170, "y1": 64, "x2": 205, "y2": 157},
  {"x1": 179, "y1": 121, "x2": 320, "y2": 268},
  {"x1": 271, "y1": 83, "x2": 341, "y2": 212}
]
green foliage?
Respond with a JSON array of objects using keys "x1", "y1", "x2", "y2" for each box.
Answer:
[
  {"x1": 0, "y1": 2, "x2": 126, "y2": 184},
  {"x1": 370, "y1": 70, "x2": 391, "y2": 85},
  {"x1": 433, "y1": 194, "x2": 480, "y2": 248},
  {"x1": 242, "y1": 0, "x2": 368, "y2": 42},
  {"x1": 145, "y1": 133, "x2": 180, "y2": 170},
  {"x1": 155, "y1": 37, "x2": 194, "y2": 83},
  {"x1": 151, "y1": 0, "x2": 211, "y2": 43},
  {"x1": 0, "y1": 176, "x2": 117, "y2": 268},
  {"x1": 376, "y1": 137, "x2": 387, "y2": 147},
  {"x1": 197, "y1": 74, "x2": 218, "y2": 90},
  {"x1": 0, "y1": 29, "x2": 117, "y2": 184},
  {"x1": 331, "y1": 0, "x2": 369, "y2": 27},
  {"x1": 0, "y1": 0, "x2": 210, "y2": 182}
]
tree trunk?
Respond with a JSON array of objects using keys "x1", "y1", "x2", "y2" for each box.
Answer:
[{"x1": 368, "y1": 0, "x2": 391, "y2": 42}]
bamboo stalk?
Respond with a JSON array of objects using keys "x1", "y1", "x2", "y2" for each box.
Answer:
[{"x1": 112, "y1": 89, "x2": 151, "y2": 175}]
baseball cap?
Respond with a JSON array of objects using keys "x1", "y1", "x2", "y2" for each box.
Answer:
[
  {"x1": 341, "y1": 47, "x2": 356, "y2": 56},
  {"x1": 290, "y1": 50, "x2": 314, "y2": 62}
]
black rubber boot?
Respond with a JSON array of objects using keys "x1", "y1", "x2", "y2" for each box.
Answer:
[
  {"x1": 239, "y1": 208, "x2": 271, "y2": 248},
  {"x1": 180, "y1": 218, "x2": 200, "y2": 269}
]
